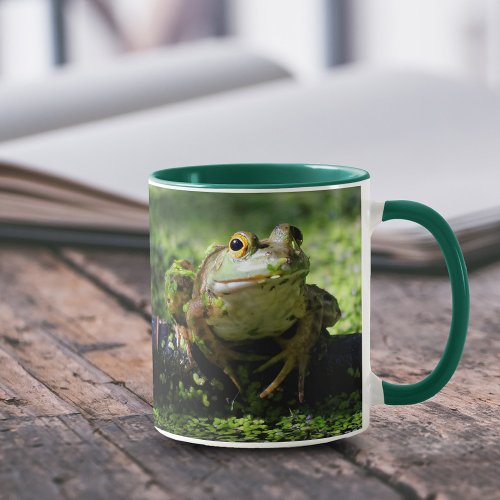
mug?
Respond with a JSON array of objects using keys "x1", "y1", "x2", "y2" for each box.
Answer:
[{"x1": 149, "y1": 163, "x2": 469, "y2": 448}]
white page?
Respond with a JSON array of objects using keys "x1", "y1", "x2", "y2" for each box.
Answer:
[
  {"x1": 0, "y1": 38, "x2": 290, "y2": 142},
  {"x1": 1, "y1": 66, "x2": 499, "y2": 226}
]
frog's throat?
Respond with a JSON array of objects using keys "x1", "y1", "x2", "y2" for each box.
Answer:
[{"x1": 211, "y1": 269, "x2": 307, "y2": 294}]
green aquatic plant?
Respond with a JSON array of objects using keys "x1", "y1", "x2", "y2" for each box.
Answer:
[{"x1": 153, "y1": 391, "x2": 362, "y2": 443}]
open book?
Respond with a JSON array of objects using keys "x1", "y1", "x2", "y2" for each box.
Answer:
[
  {"x1": 0, "y1": 39, "x2": 290, "y2": 142},
  {"x1": 1, "y1": 65, "x2": 499, "y2": 271}
]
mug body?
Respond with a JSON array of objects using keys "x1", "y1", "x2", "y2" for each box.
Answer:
[{"x1": 149, "y1": 164, "x2": 371, "y2": 447}]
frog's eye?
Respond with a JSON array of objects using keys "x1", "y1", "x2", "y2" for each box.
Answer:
[
  {"x1": 290, "y1": 226, "x2": 303, "y2": 246},
  {"x1": 228, "y1": 233, "x2": 249, "y2": 258}
]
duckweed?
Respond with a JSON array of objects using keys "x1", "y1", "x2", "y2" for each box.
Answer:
[
  {"x1": 153, "y1": 394, "x2": 362, "y2": 443},
  {"x1": 193, "y1": 373, "x2": 206, "y2": 386}
]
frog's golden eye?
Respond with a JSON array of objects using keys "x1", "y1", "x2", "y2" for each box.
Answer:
[{"x1": 228, "y1": 233, "x2": 249, "y2": 258}]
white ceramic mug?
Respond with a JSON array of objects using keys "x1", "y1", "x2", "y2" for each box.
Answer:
[{"x1": 149, "y1": 163, "x2": 469, "y2": 448}]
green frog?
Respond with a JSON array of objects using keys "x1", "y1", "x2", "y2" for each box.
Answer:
[{"x1": 165, "y1": 224, "x2": 341, "y2": 402}]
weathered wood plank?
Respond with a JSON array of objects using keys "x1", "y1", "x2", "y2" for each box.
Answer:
[
  {"x1": 0, "y1": 248, "x2": 152, "y2": 406},
  {"x1": 348, "y1": 263, "x2": 500, "y2": 499},
  {"x1": 59, "y1": 248, "x2": 151, "y2": 316},
  {"x1": 0, "y1": 347, "x2": 74, "y2": 419},
  {"x1": 94, "y1": 415, "x2": 403, "y2": 500},
  {"x1": 0, "y1": 301, "x2": 149, "y2": 419},
  {"x1": 0, "y1": 246, "x2": 415, "y2": 500},
  {"x1": 339, "y1": 398, "x2": 500, "y2": 499},
  {"x1": 59, "y1": 248, "x2": 500, "y2": 498},
  {"x1": 0, "y1": 415, "x2": 167, "y2": 499}
]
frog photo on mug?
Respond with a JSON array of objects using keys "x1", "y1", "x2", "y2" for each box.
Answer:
[{"x1": 150, "y1": 185, "x2": 363, "y2": 444}]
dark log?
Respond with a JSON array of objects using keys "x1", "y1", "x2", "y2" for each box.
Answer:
[{"x1": 153, "y1": 316, "x2": 361, "y2": 417}]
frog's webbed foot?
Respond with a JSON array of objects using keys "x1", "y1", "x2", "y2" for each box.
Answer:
[
  {"x1": 256, "y1": 286, "x2": 336, "y2": 403},
  {"x1": 255, "y1": 336, "x2": 311, "y2": 403}
]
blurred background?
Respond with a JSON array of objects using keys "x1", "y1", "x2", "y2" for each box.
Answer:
[
  {"x1": 1, "y1": 0, "x2": 499, "y2": 86},
  {"x1": 1, "y1": 0, "x2": 500, "y2": 269}
]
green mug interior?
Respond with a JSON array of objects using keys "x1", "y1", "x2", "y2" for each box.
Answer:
[{"x1": 150, "y1": 163, "x2": 369, "y2": 189}]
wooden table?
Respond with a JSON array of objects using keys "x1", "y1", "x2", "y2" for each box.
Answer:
[{"x1": 0, "y1": 245, "x2": 498, "y2": 499}]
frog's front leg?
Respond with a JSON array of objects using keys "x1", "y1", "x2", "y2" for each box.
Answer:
[
  {"x1": 186, "y1": 299, "x2": 263, "y2": 393},
  {"x1": 256, "y1": 285, "x2": 341, "y2": 402},
  {"x1": 165, "y1": 259, "x2": 196, "y2": 362}
]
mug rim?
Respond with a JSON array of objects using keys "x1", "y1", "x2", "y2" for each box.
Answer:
[{"x1": 149, "y1": 163, "x2": 370, "y2": 190}]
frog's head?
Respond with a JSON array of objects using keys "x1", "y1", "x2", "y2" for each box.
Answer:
[{"x1": 209, "y1": 223, "x2": 310, "y2": 294}]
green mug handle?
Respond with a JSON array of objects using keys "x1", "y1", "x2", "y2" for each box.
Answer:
[{"x1": 375, "y1": 200, "x2": 470, "y2": 405}]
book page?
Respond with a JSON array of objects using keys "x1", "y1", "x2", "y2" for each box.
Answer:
[
  {"x1": 0, "y1": 39, "x2": 290, "y2": 142},
  {"x1": 1, "y1": 66, "x2": 499, "y2": 226}
]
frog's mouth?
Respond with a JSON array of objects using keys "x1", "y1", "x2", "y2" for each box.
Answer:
[{"x1": 212, "y1": 270, "x2": 307, "y2": 294}]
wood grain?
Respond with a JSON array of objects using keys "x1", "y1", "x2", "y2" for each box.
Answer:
[
  {"x1": 59, "y1": 248, "x2": 151, "y2": 316},
  {"x1": 350, "y1": 265, "x2": 500, "y2": 499},
  {"x1": 94, "y1": 415, "x2": 402, "y2": 500},
  {"x1": 0, "y1": 348, "x2": 74, "y2": 419},
  {"x1": 0, "y1": 415, "x2": 166, "y2": 500},
  {"x1": 0, "y1": 249, "x2": 152, "y2": 407},
  {"x1": 1, "y1": 245, "x2": 498, "y2": 499}
]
